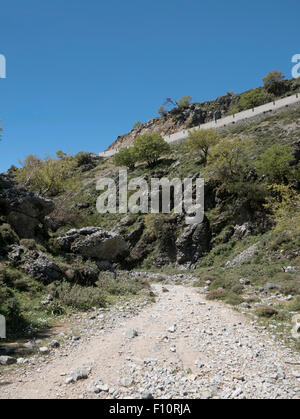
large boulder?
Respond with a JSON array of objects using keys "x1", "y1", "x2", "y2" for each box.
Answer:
[
  {"x1": 8, "y1": 245, "x2": 63, "y2": 284},
  {"x1": 176, "y1": 216, "x2": 211, "y2": 265},
  {"x1": 23, "y1": 253, "x2": 63, "y2": 284},
  {"x1": 55, "y1": 227, "x2": 128, "y2": 261},
  {"x1": 0, "y1": 174, "x2": 54, "y2": 239}
]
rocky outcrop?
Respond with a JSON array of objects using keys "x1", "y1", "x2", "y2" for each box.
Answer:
[
  {"x1": 0, "y1": 174, "x2": 54, "y2": 239},
  {"x1": 107, "y1": 80, "x2": 300, "y2": 153},
  {"x1": 55, "y1": 227, "x2": 128, "y2": 261},
  {"x1": 125, "y1": 222, "x2": 145, "y2": 249},
  {"x1": 7, "y1": 244, "x2": 103, "y2": 285},
  {"x1": 155, "y1": 234, "x2": 177, "y2": 266},
  {"x1": 8, "y1": 245, "x2": 63, "y2": 284},
  {"x1": 129, "y1": 232, "x2": 155, "y2": 264},
  {"x1": 176, "y1": 216, "x2": 211, "y2": 265},
  {"x1": 107, "y1": 95, "x2": 236, "y2": 152},
  {"x1": 225, "y1": 244, "x2": 258, "y2": 268}
]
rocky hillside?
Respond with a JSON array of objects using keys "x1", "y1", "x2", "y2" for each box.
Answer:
[
  {"x1": 108, "y1": 78, "x2": 300, "y2": 151},
  {"x1": 1, "y1": 86, "x2": 300, "y2": 351}
]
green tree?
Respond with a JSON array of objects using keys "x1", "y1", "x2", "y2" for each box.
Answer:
[
  {"x1": 16, "y1": 154, "x2": 78, "y2": 197},
  {"x1": 262, "y1": 70, "x2": 285, "y2": 95},
  {"x1": 133, "y1": 133, "x2": 171, "y2": 167},
  {"x1": 75, "y1": 151, "x2": 94, "y2": 166},
  {"x1": 239, "y1": 89, "x2": 269, "y2": 110},
  {"x1": 205, "y1": 136, "x2": 253, "y2": 181},
  {"x1": 113, "y1": 147, "x2": 137, "y2": 170},
  {"x1": 265, "y1": 184, "x2": 300, "y2": 234},
  {"x1": 256, "y1": 144, "x2": 294, "y2": 184},
  {"x1": 185, "y1": 128, "x2": 220, "y2": 165},
  {"x1": 177, "y1": 95, "x2": 192, "y2": 108}
]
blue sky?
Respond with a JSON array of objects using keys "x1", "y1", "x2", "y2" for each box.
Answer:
[{"x1": 0, "y1": 0, "x2": 299, "y2": 171}]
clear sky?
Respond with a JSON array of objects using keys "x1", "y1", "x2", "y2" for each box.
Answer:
[{"x1": 0, "y1": 0, "x2": 299, "y2": 171}]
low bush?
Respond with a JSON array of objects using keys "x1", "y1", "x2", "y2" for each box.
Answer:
[
  {"x1": 256, "y1": 306, "x2": 279, "y2": 318},
  {"x1": 74, "y1": 151, "x2": 95, "y2": 167},
  {"x1": 98, "y1": 274, "x2": 147, "y2": 296},
  {"x1": 225, "y1": 293, "x2": 244, "y2": 306},
  {"x1": 207, "y1": 288, "x2": 228, "y2": 301},
  {"x1": 0, "y1": 223, "x2": 19, "y2": 249},
  {"x1": 54, "y1": 282, "x2": 105, "y2": 310}
]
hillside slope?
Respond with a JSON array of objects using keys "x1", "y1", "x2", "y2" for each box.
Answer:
[{"x1": 1, "y1": 86, "x2": 300, "y2": 357}]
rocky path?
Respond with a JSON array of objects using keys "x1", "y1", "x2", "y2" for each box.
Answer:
[{"x1": 1, "y1": 284, "x2": 300, "y2": 399}]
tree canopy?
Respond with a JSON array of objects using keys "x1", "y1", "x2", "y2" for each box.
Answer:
[
  {"x1": 113, "y1": 146, "x2": 137, "y2": 170},
  {"x1": 133, "y1": 133, "x2": 171, "y2": 167},
  {"x1": 185, "y1": 128, "x2": 220, "y2": 165}
]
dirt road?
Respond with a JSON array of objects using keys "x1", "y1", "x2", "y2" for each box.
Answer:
[{"x1": 1, "y1": 284, "x2": 300, "y2": 399}]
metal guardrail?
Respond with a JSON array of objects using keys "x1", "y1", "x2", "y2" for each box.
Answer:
[{"x1": 99, "y1": 93, "x2": 300, "y2": 157}]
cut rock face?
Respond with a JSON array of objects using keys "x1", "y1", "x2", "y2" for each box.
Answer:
[
  {"x1": 176, "y1": 217, "x2": 211, "y2": 265},
  {"x1": 56, "y1": 227, "x2": 128, "y2": 261}
]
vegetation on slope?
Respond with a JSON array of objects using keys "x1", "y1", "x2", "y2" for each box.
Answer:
[{"x1": 1, "y1": 80, "x2": 300, "y2": 345}]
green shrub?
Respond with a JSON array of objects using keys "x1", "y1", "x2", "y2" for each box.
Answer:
[
  {"x1": 209, "y1": 275, "x2": 243, "y2": 294},
  {"x1": 177, "y1": 95, "x2": 192, "y2": 108},
  {"x1": 0, "y1": 265, "x2": 22, "y2": 287},
  {"x1": 113, "y1": 147, "x2": 137, "y2": 170},
  {"x1": 262, "y1": 70, "x2": 285, "y2": 95},
  {"x1": 0, "y1": 223, "x2": 19, "y2": 248},
  {"x1": 265, "y1": 185, "x2": 300, "y2": 234},
  {"x1": 54, "y1": 282, "x2": 105, "y2": 310},
  {"x1": 14, "y1": 278, "x2": 30, "y2": 292},
  {"x1": 206, "y1": 136, "x2": 253, "y2": 182},
  {"x1": 16, "y1": 154, "x2": 78, "y2": 197},
  {"x1": 98, "y1": 274, "x2": 147, "y2": 296},
  {"x1": 207, "y1": 288, "x2": 228, "y2": 300},
  {"x1": 45, "y1": 301, "x2": 65, "y2": 316},
  {"x1": 256, "y1": 306, "x2": 279, "y2": 318},
  {"x1": 256, "y1": 144, "x2": 294, "y2": 183},
  {"x1": 133, "y1": 133, "x2": 171, "y2": 167},
  {"x1": 240, "y1": 89, "x2": 270, "y2": 109},
  {"x1": 225, "y1": 293, "x2": 244, "y2": 306},
  {"x1": 185, "y1": 129, "x2": 219, "y2": 165},
  {"x1": 200, "y1": 274, "x2": 218, "y2": 283},
  {"x1": 74, "y1": 151, "x2": 95, "y2": 167}
]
